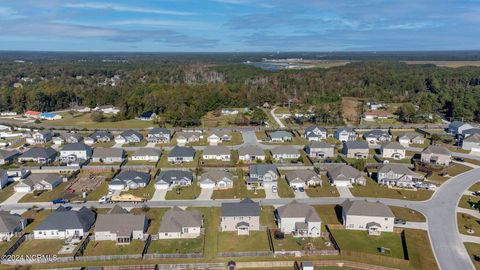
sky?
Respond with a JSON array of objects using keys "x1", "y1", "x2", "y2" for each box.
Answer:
[{"x1": 0, "y1": 0, "x2": 479, "y2": 52}]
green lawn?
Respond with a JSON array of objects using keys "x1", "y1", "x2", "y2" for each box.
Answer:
[
  {"x1": 0, "y1": 182, "x2": 17, "y2": 203},
  {"x1": 147, "y1": 238, "x2": 203, "y2": 254},
  {"x1": 272, "y1": 234, "x2": 333, "y2": 251},
  {"x1": 82, "y1": 240, "x2": 145, "y2": 256},
  {"x1": 313, "y1": 205, "x2": 342, "y2": 230},
  {"x1": 428, "y1": 163, "x2": 472, "y2": 185},
  {"x1": 42, "y1": 112, "x2": 155, "y2": 129},
  {"x1": 277, "y1": 177, "x2": 294, "y2": 198},
  {"x1": 165, "y1": 180, "x2": 201, "y2": 200},
  {"x1": 19, "y1": 182, "x2": 70, "y2": 203},
  {"x1": 459, "y1": 195, "x2": 478, "y2": 209},
  {"x1": 217, "y1": 231, "x2": 270, "y2": 252},
  {"x1": 0, "y1": 237, "x2": 18, "y2": 254},
  {"x1": 469, "y1": 182, "x2": 480, "y2": 192},
  {"x1": 350, "y1": 177, "x2": 433, "y2": 201},
  {"x1": 211, "y1": 170, "x2": 265, "y2": 199},
  {"x1": 14, "y1": 240, "x2": 65, "y2": 256},
  {"x1": 458, "y1": 213, "x2": 480, "y2": 237},
  {"x1": 130, "y1": 208, "x2": 169, "y2": 235},
  {"x1": 121, "y1": 177, "x2": 156, "y2": 200},
  {"x1": 331, "y1": 230, "x2": 406, "y2": 259},
  {"x1": 86, "y1": 181, "x2": 108, "y2": 201},
  {"x1": 389, "y1": 206, "x2": 426, "y2": 222},
  {"x1": 260, "y1": 206, "x2": 276, "y2": 228},
  {"x1": 464, "y1": 242, "x2": 480, "y2": 270},
  {"x1": 403, "y1": 229, "x2": 439, "y2": 270},
  {"x1": 158, "y1": 152, "x2": 199, "y2": 168},
  {"x1": 305, "y1": 176, "x2": 339, "y2": 197}
]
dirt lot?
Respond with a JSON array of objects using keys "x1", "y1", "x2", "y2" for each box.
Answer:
[
  {"x1": 66, "y1": 174, "x2": 105, "y2": 197},
  {"x1": 342, "y1": 97, "x2": 364, "y2": 125}
]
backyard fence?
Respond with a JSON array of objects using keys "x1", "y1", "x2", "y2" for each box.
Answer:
[
  {"x1": 143, "y1": 253, "x2": 203, "y2": 259},
  {"x1": 217, "y1": 251, "x2": 274, "y2": 257},
  {"x1": 312, "y1": 260, "x2": 402, "y2": 270},
  {"x1": 76, "y1": 254, "x2": 143, "y2": 262}
]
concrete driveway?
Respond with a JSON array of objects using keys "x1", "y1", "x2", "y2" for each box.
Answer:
[
  {"x1": 294, "y1": 190, "x2": 309, "y2": 199},
  {"x1": 151, "y1": 189, "x2": 167, "y2": 201},
  {"x1": 336, "y1": 186, "x2": 354, "y2": 198},
  {"x1": 394, "y1": 222, "x2": 428, "y2": 230},
  {"x1": 197, "y1": 188, "x2": 214, "y2": 200},
  {"x1": 1, "y1": 192, "x2": 26, "y2": 205},
  {"x1": 265, "y1": 186, "x2": 279, "y2": 199}
]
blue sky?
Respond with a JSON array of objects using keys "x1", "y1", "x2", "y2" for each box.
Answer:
[{"x1": 0, "y1": 0, "x2": 479, "y2": 52}]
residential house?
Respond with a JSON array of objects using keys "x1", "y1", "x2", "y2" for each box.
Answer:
[
  {"x1": 461, "y1": 128, "x2": 480, "y2": 140},
  {"x1": 334, "y1": 128, "x2": 357, "y2": 142},
  {"x1": 462, "y1": 133, "x2": 480, "y2": 151},
  {"x1": 269, "y1": 131, "x2": 293, "y2": 142},
  {"x1": 304, "y1": 126, "x2": 327, "y2": 142},
  {"x1": 109, "y1": 171, "x2": 151, "y2": 191},
  {"x1": 421, "y1": 145, "x2": 452, "y2": 166},
  {"x1": 33, "y1": 206, "x2": 96, "y2": 240},
  {"x1": 238, "y1": 145, "x2": 265, "y2": 162},
  {"x1": 91, "y1": 148, "x2": 126, "y2": 163},
  {"x1": 137, "y1": 112, "x2": 156, "y2": 121},
  {"x1": 158, "y1": 207, "x2": 203, "y2": 239},
  {"x1": 88, "y1": 131, "x2": 114, "y2": 144},
  {"x1": 94, "y1": 205, "x2": 147, "y2": 244},
  {"x1": 377, "y1": 163, "x2": 424, "y2": 187},
  {"x1": 220, "y1": 199, "x2": 260, "y2": 235},
  {"x1": 59, "y1": 143, "x2": 92, "y2": 164},
  {"x1": 24, "y1": 110, "x2": 41, "y2": 119},
  {"x1": 381, "y1": 142, "x2": 406, "y2": 160},
  {"x1": 176, "y1": 132, "x2": 202, "y2": 145},
  {"x1": 202, "y1": 146, "x2": 231, "y2": 161},
  {"x1": 0, "y1": 211, "x2": 26, "y2": 241},
  {"x1": 341, "y1": 199, "x2": 395, "y2": 235},
  {"x1": 367, "y1": 102, "x2": 385, "y2": 111},
  {"x1": 207, "y1": 132, "x2": 232, "y2": 145},
  {"x1": 246, "y1": 164, "x2": 279, "y2": 190},
  {"x1": 14, "y1": 173, "x2": 62, "y2": 193},
  {"x1": 271, "y1": 146, "x2": 300, "y2": 160},
  {"x1": 199, "y1": 170, "x2": 234, "y2": 189},
  {"x1": 327, "y1": 165, "x2": 366, "y2": 187},
  {"x1": 363, "y1": 130, "x2": 391, "y2": 144},
  {"x1": 168, "y1": 146, "x2": 195, "y2": 163},
  {"x1": 221, "y1": 109, "x2": 239, "y2": 115},
  {"x1": 115, "y1": 130, "x2": 143, "y2": 144},
  {"x1": 61, "y1": 133, "x2": 83, "y2": 144},
  {"x1": 130, "y1": 148, "x2": 161, "y2": 162},
  {"x1": 155, "y1": 170, "x2": 193, "y2": 190},
  {"x1": 0, "y1": 149, "x2": 20, "y2": 165},
  {"x1": 276, "y1": 201, "x2": 321, "y2": 238},
  {"x1": 398, "y1": 133, "x2": 425, "y2": 146},
  {"x1": 72, "y1": 105, "x2": 91, "y2": 113},
  {"x1": 363, "y1": 111, "x2": 393, "y2": 121},
  {"x1": 30, "y1": 130, "x2": 52, "y2": 144},
  {"x1": 342, "y1": 141, "x2": 369, "y2": 159},
  {"x1": 0, "y1": 170, "x2": 8, "y2": 189},
  {"x1": 147, "y1": 128, "x2": 171, "y2": 143},
  {"x1": 285, "y1": 170, "x2": 321, "y2": 189},
  {"x1": 305, "y1": 141, "x2": 334, "y2": 159},
  {"x1": 448, "y1": 121, "x2": 473, "y2": 135},
  {"x1": 95, "y1": 105, "x2": 120, "y2": 114},
  {"x1": 18, "y1": 147, "x2": 57, "y2": 164}
]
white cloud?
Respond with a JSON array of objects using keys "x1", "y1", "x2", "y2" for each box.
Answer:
[
  {"x1": 109, "y1": 19, "x2": 216, "y2": 29},
  {"x1": 64, "y1": 2, "x2": 195, "y2": 16},
  {"x1": 0, "y1": 7, "x2": 24, "y2": 20}
]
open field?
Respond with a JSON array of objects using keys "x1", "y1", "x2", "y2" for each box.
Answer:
[
  {"x1": 41, "y1": 112, "x2": 155, "y2": 129},
  {"x1": 14, "y1": 240, "x2": 66, "y2": 256},
  {"x1": 217, "y1": 231, "x2": 270, "y2": 252},
  {"x1": 342, "y1": 98, "x2": 363, "y2": 125}
]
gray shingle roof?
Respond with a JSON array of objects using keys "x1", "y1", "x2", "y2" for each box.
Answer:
[
  {"x1": 200, "y1": 171, "x2": 233, "y2": 183},
  {"x1": 307, "y1": 141, "x2": 333, "y2": 149},
  {"x1": 0, "y1": 211, "x2": 23, "y2": 233},
  {"x1": 328, "y1": 165, "x2": 362, "y2": 180},
  {"x1": 271, "y1": 145, "x2": 299, "y2": 155},
  {"x1": 169, "y1": 146, "x2": 195, "y2": 158},
  {"x1": 156, "y1": 170, "x2": 193, "y2": 184},
  {"x1": 249, "y1": 164, "x2": 279, "y2": 177},
  {"x1": 159, "y1": 207, "x2": 202, "y2": 233},
  {"x1": 112, "y1": 171, "x2": 150, "y2": 186},
  {"x1": 132, "y1": 148, "x2": 161, "y2": 157},
  {"x1": 120, "y1": 130, "x2": 143, "y2": 140},
  {"x1": 363, "y1": 130, "x2": 390, "y2": 138},
  {"x1": 21, "y1": 147, "x2": 57, "y2": 159},
  {"x1": 95, "y1": 207, "x2": 146, "y2": 236},
  {"x1": 61, "y1": 143, "x2": 91, "y2": 152},
  {"x1": 382, "y1": 142, "x2": 405, "y2": 150},
  {"x1": 203, "y1": 146, "x2": 230, "y2": 156},
  {"x1": 343, "y1": 141, "x2": 369, "y2": 149},
  {"x1": 423, "y1": 145, "x2": 451, "y2": 155},
  {"x1": 341, "y1": 199, "x2": 395, "y2": 218},
  {"x1": 238, "y1": 145, "x2": 264, "y2": 157},
  {"x1": 148, "y1": 128, "x2": 170, "y2": 136},
  {"x1": 221, "y1": 198, "x2": 260, "y2": 217},
  {"x1": 270, "y1": 131, "x2": 292, "y2": 139},
  {"x1": 92, "y1": 147, "x2": 125, "y2": 158},
  {"x1": 22, "y1": 173, "x2": 61, "y2": 187},
  {"x1": 0, "y1": 149, "x2": 19, "y2": 160},
  {"x1": 277, "y1": 201, "x2": 321, "y2": 222},
  {"x1": 36, "y1": 207, "x2": 95, "y2": 231},
  {"x1": 377, "y1": 163, "x2": 417, "y2": 176}
]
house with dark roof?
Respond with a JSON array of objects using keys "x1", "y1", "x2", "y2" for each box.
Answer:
[
  {"x1": 275, "y1": 201, "x2": 321, "y2": 238},
  {"x1": 421, "y1": 145, "x2": 452, "y2": 166},
  {"x1": 246, "y1": 164, "x2": 279, "y2": 190},
  {"x1": 33, "y1": 206, "x2": 96, "y2": 239},
  {"x1": 202, "y1": 146, "x2": 231, "y2": 161},
  {"x1": 304, "y1": 126, "x2": 327, "y2": 142},
  {"x1": 158, "y1": 207, "x2": 203, "y2": 239},
  {"x1": 109, "y1": 171, "x2": 151, "y2": 191},
  {"x1": 61, "y1": 133, "x2": 84, "y2": 144},
  {"x1": 147, "y1": 128, "x2": 171, "y2": 143},
  {"x1": 462, "y1": 133, "x2": 480, "y2": 151},
  {"x1": 448, "y1": 121, "x2": 473, "y2": 135},
  {"x1": 363, "y1": 130, "x2": 391, "y2": 144},
  {"x1": 29, "y1": 130, "x2": 52, "y2": 144},
  {"x1": 94, "y1": 206, "x2": 147, "y2": 244},
  {"x1": 137, "y1": 111, "x2": 156, "y2": 121},
  {"x1": 0, "y1": 149, "x2": 19, "y2": 165},
  {"x1": 115, "y1": 130, "x2": 144, "y2": 144},
  {"x1": 221, "y1": 199, "x2": 260, "y2": 235},
  {"x1": 59, "y1": 143, "x2": 92, "y2": 164},
  {"x1": 305, "y1": 141, "x2": 334, "y2": 159},
  {"x1": 168, "y1": 146, "x2": 195, "y2": 163},
  {"x1": 91, "y1": 148, "x2": 125, "y2": 163},
  {"x1": 341, "y1": 199, "x2": 395, "y2": 235},
  {"x1": 14, "y1": 173, "x2": 62, "y2": 193},
  {"x1": 334, "y1": 128, "x2": 357, "y2": 142},
  {"x1": 18, "y1": 147, "x2": 57, "y2": 164},
  {"x1": 155, "y1": 170, "x2": 193, "y2": 190},
  {"x1": 87, "y1": 131, "x2": 114, "y2": 144},
  {"x1": 0, "y1": 211, "x2": 26, "y2": 241},
  {"x1": 327, "y1": 165, "x2": 366, "y2": 187},
  {"x1": 342, "y1": 141, "x2": 369, "y2": 159},
  {"x1": 377, "y1": 164, "x2": 424, "y2": 187}
]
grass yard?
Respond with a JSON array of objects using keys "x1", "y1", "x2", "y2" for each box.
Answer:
[
  {"x1": 331, "y1": 229, "x2": 405, "y2": 259},
  {"x1": 305, "y1": 176, "x2": 339, "y2": 197},
  {"x1": 211, "y1": 170, "x2": 265, "y2": 199},
  {"x1": 130, "y1": 208, "x2": 169, "y2": 235},
  {"x1": 14, "y1": 240, "x2": 65, "y2": 256},
  {"x1": 277, "y1": 177, "x2": 295, "y2": 198},
  {"x1": 458, "y1": 213, "x2": 480, "y2": 237},
  {"x1": 388, "y1": 206, "x2": 426, "y2": 222},
  {"x1": 464, "y1": 242, "x2": 480, "y2": 270},
  {"x1": 93, "y1": 141, "x2": 115, "y2": 148},
  {"x1": 403, "y1": 228, "x2": 439, "y2": 270},
  {"x1": 147, "y1": 238, "x2": 203, "y2": 254},
  {"x1": 260, "y1": 206, "x2": 276, "y2": 228},
  {"x1": 19, "y1": 182, "x2": 70, "y2": 203},
  {"x1": 82, "y1": 240, "x2": 145, "y2": 256},
  {"x1": 217, "y1": 231, "x2": 270, "y2": 252},
  {"x1": 0, "y1": 237, "x2": 17, "y2": 254},
  {"x1": 86, "y1": 181, "x2": 108, "y2": 201},
  {"x1": 459, "y1": 195, "x2": 478, "y2": 209},
  {"x1": 272, "y1": 234, "x2": 333, "y2": 251},
  {"x1": 165, "y1": 180, "x2": 201, "y2": 200},
  {"x1": 313, "y1": 205, "x2": 342, "y2": 229},
  {"x1": 21, "y1": 209, "x2": 52, "y2": 233},
  {"x1": 0, "y1": 182, "x2": 17, "y2": 203},
  {"x1": 350, "y1": 177, "x2": 433, "y2": 201},
  {"x1": 469, "y1": 182, "x2": 480, "y2": 192},
  {"x1": 45, "y1": 112, "x2": 155, "y2": 129},
  {"x1": 158, "y1": 152, "x2": 199, "y2": 168},
  {"x1": 121, "y1": 177, "x2": 156, "y2": 200},
  {"x1": 428, "y1": 163, "x2": 473, "y2": 185}
]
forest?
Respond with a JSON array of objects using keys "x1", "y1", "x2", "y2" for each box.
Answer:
[{"x1": 0, "y1": 52, "x2": 479, "y2": 126}]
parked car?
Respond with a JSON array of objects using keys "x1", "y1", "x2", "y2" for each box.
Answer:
[
  {"x1": 272, "y1": 185, "x2": 277, "y2": 193},
  {"x1": 394, "y1": 218, "x2": 407, "y2": 225},
  {"x1": 292, "y1": 186, "x2": 298, "y2": 192},
  {"x1": 52, "y1": 198, "x2": 69, "y2": 204},
  {"x1": 98, "y1": 196, "x2": 111, "y2": 204},
  {"x1": 455, "y1": 157, "x2": 465, "y2": 162},
  {"x1": 298, "y1": 187, "x2": 305, "y2": 192},
  {"x1": 472, "y1": 191, "x2": 480, "y2": 196}
]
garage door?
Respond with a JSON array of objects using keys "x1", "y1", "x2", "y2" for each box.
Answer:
[{"x1": 200, "y1": 182, "x2": 215, "y2": 189}]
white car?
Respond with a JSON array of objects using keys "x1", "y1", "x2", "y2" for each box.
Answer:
[
  {"x1": 98, "y1": 196, "x2": 110, "y2": 204},
  {"x1": 272, "y1": 186, "x2": 277, "y2": 193}
]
